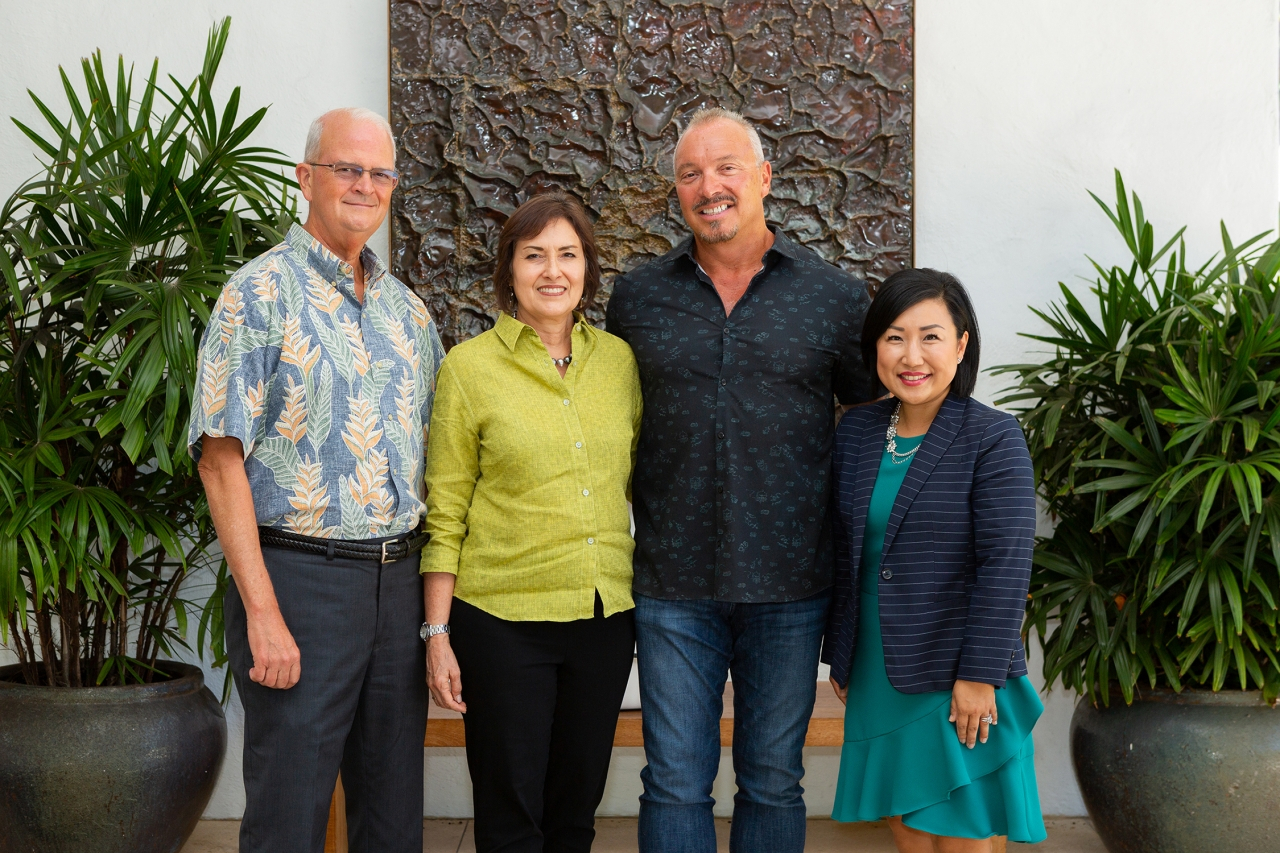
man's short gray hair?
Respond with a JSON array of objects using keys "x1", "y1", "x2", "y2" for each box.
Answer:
[
  {"x1": 672, "y1": 108, "x2": 765, "y2": 177},
  {"x1": 303, "y1": 107, "x2": 396, "y2": 162}
]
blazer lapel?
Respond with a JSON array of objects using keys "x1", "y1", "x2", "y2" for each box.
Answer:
[
  {"x1": 880, "y1": 395, "x2": 967, "y2": 558},
  {"x1": 847, "y1": 400, "x2": 894, "y2": 578}
]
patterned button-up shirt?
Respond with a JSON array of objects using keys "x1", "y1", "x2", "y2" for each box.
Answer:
[
  {"x1": 188, "y1": 224, "x2": 446, "y2": 540},
  {"x1": 606, "y1": 228, "x2": 872, "y2": 602}
]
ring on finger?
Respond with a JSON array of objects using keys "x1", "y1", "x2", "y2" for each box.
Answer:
[{"x1": 980, "y1": 715, "x2": 995, "y2": 724}]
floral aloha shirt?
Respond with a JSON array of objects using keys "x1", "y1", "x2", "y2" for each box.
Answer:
[{"x1": 188, "y1": 223, "x2": 446, "y2": 540}]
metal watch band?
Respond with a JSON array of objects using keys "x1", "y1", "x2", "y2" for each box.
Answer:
[{"x1": 420, "y1": 623, "x2": 450, "y2": 641}]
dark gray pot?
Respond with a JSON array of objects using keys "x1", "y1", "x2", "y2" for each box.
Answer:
[
  {"x1": 1071, "y1": 688, "x2": 1280, "y2": 853},
  {"x1": 0, "y1": 662, "x2": 227, "y2": 853}
]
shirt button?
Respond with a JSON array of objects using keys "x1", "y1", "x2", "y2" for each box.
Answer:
[
  {"x1": 717, "y1": 431, "x2": 725, "y2": 439},
  {"x1": 881, "y1": 569, "x2": 893, "y2": 580},
  {"x1": 720, "y1": 378, "x2": 728, "y2": 387},
  {"x1": 575, "y1": 441, "x2": 583, "y2": 448},
  {"x1": 582, "y1": 489, "x2": 590, "y2": 496},
  {"x1": 563, "y1": 399, "x2": 570, "y2": 406},
  {"x1": 587, "y1": 537, "x2": 595, "y2": 545}
]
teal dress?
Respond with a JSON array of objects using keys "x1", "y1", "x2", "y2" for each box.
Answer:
[{"x1": 831, "y1": 434, "x2": 1047, "y2": 843}]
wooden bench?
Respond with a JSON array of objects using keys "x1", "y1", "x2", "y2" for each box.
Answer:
[
  {"x1": 416, "y1": 680, "x2": 849, "y2": 749},
  {"x1": 322, "y1": 684, "x2": 1006, "y2": 853}
]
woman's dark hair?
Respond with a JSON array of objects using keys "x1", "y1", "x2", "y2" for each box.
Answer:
[
  {"x1": 493, "y1": 191, "x2": 602, "y2": 314},
  {"x1": 861, "y1": 268, "x2": 982, "y2": 398}
]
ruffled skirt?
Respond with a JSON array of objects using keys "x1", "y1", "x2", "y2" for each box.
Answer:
[{"x1": 832, "y1": 591, "x2": 1047, "y2": 843}]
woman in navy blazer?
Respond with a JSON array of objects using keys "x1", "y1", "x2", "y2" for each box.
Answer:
[{"x1": 822, "y1": 269, "x2": 1046, "y2": 851}]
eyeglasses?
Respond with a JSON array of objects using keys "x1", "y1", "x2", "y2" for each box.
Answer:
[{"x1": 308, "y1": 162, "x2": 400, "y2": 188}]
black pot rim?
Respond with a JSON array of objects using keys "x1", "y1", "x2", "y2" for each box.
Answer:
[
  {"x1": 1079, "y1": 686, "x2": 1278, "y2": 708},
  {"x1": 0, "y1": 661, "x2": 207, "y2": 703}
]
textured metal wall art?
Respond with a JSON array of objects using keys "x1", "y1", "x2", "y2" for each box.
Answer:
[{"x1": 390, "y1": 0, "x2": 913, "y2": 347}]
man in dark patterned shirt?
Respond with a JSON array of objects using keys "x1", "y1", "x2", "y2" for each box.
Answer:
[{"x1": 606, "y1": 109, "x2": 872, "y2": 853}]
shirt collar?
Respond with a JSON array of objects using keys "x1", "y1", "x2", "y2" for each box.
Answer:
[
  {"x1": 670, "y1": 226, "x2": 800, "y2": 267},
  {"x1": 494, "y1": 312, "x2": 525, "y2": 351},
  {"x1": 494, "y1": 311, "x2": 591, "y2": 352},
  {"x1": 285, "y1": 223, "x2": 387, "y2": 294}
]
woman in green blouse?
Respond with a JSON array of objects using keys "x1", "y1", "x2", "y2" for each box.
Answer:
[{"x1": 419, "y1": 192, "x2": 642, "y2": 853}]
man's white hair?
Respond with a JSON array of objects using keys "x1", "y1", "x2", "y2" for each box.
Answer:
[
  {"x1": 672, "y1": 108, "x2": 765, "y2": 177},
  {"x1": 304, "y1": 107, "x2": 396, "y2": 162}
]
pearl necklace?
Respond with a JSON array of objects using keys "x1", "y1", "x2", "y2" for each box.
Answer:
[
  {"x1": 551, "y1": 353, "x2": 573, "y2": 368},
  {"x1": 885, "y1": 402, "x2": 921, "y2": 464}
]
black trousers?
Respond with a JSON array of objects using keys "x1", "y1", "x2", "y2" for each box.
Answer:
[
  {"x1": 225, "y1": 539, "x2": 426, "y2": 853},
  {"x1": 451, "y1": 596, "x2": 636, "y2": 853}
]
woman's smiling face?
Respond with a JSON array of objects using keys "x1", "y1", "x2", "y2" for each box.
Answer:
[
  {"x1": 876, "y1": 297, "x2": 970, "y2": 407},
  {"x1": 510, "y1": 217, "x2": 585, "y2": 328}
]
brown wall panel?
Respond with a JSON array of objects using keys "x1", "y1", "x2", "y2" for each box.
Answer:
[{"x1": 391, "y1": 0, "x2": 912, "y2": 347}]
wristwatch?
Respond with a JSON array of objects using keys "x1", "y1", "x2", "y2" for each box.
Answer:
[{"x1": 420, "y1": 623, "x2": 450, "y2": 641}]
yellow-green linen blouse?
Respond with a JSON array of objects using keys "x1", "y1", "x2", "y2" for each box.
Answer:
[{"x1": 419, "y1": 312, "x2": 642, "y2": 621}]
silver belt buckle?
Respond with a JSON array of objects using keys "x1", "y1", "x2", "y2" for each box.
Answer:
[{"x1": 381, "y1": 541, "x2": 392, "y2": 563}]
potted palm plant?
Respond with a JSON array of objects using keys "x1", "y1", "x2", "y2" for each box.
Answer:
[
  {"x1": 996, "y1": 172, "x2": 1280, "y2": 853},
  {"x1": 0, "y1": 20, "x2": 295, "y2": 853}
]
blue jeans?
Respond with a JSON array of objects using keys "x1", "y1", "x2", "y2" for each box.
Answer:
[{"x1": 634, "y1": 591, "x2": 831, "y2": 853}]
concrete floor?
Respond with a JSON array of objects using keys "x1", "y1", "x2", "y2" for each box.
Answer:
[{"x1": 184, "y1": 817, "x2": 1107, "y2": 852}]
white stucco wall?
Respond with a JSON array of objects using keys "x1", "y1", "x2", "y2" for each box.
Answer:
[
  {"x1": 0, "y1": 0, "x2": 391, "y2": 259},
  {"x1": 1, "y1": 0, "x2": 1277, "y2": 824}
]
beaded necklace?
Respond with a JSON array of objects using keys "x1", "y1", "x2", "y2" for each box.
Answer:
[{"x1": 885, "y1": 402, "x2": 921, "y2": 464}]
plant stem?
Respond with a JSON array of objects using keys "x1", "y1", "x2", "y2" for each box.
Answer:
[
  {"x1": 145, "y1": 564, "x2": 187, "y2": 681},
  {"x1": 135, "y1": 549, "x2": 164, "y2": 662},
  {"x1": 6, "y1": 612, "x2": 39, "y2": 685},
  {"x1": 59, "y1": 584, "x2": 82, "y2": 687},
  {"x1": 90, "y1": 597, "x2": 107, "y2": 684},
  {"x1": 35, "y1": 606, "x2": 61, "y2": 687}
]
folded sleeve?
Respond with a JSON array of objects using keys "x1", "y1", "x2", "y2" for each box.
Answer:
[{"x1": 419, "y1": 357, "x2": 481, "y2": 576}]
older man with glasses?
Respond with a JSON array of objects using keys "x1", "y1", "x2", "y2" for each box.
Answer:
[{"x1": 190, "y1": 107, "x2": 445, "y2": 853}]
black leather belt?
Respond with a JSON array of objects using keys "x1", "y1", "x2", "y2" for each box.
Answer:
[{"x1": 258, "y1": 526, "x2": 429, "y2": 564}]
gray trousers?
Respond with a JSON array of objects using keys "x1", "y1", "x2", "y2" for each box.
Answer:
[{"x1": 225, "y1": 538, "x2": 426, "y2": 853}]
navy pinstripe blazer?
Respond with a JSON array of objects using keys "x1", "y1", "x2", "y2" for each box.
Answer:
[{"x1": 821, "y1": 394, "x2": 1036, "y2": 693}]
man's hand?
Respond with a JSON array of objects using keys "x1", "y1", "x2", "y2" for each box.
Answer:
[
  {"x1": 829, "y1": 675, "x2": 848, "y2": 705},
  {"x1": 426, "y1": 635, "x2": 466, "y2": 713},
  {"x1": 950, "y1": 678, "x2": 997, "y2": 748},
  {"x1": 246, "y1": 609, "x2": 301, "y2": 689}
]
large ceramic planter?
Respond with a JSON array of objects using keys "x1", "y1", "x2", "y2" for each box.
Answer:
[
  {"x1": 0, "y1": 661, "x2": 227, "y2": 853},
  {"x1": 1070, "y1": 688, "x2": 1280, "y2": 853}
]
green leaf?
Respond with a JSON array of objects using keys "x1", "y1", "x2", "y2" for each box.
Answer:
[
  {"x1": 1242, "y1": 415, "x2": 1261, "y2": 452},
  {"x1": 33, "y1": 443, "x2": 64, "y2": 476},
  {"x1": 1197, "y1": 467, "x2": 1228, "y2": 532}
]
